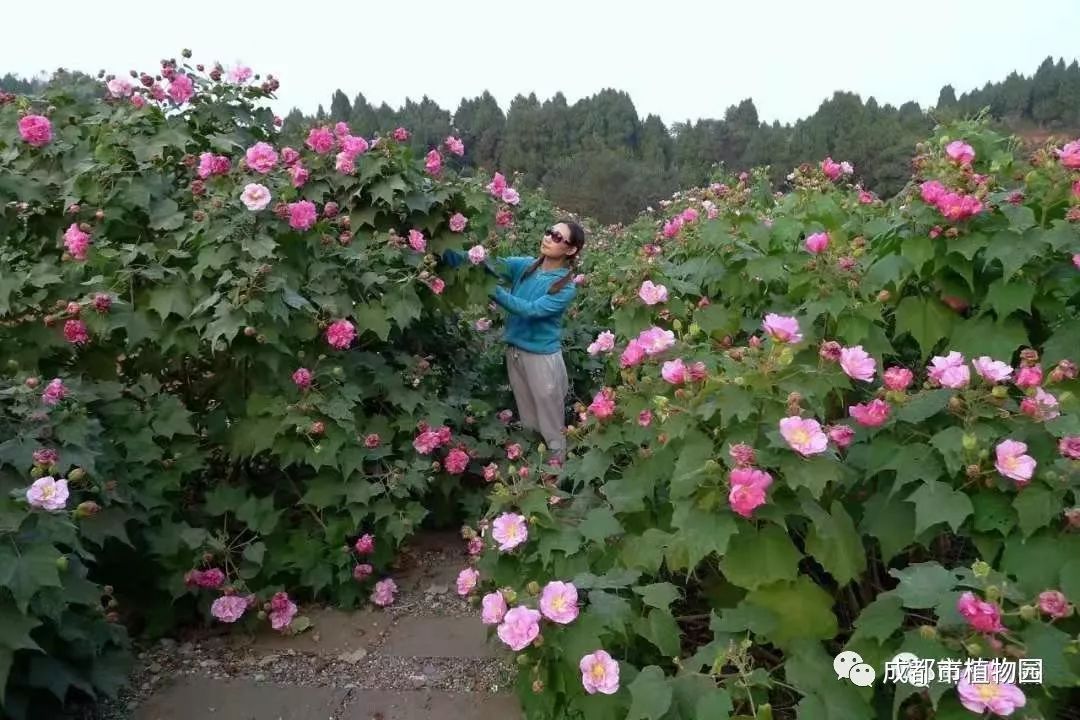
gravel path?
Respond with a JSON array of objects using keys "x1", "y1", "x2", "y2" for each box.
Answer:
[{"x1": 77, "y1": 531, "x2": 519, "y2": 720}]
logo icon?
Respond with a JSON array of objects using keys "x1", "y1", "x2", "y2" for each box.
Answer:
[{"x1": 833, "y1": 650, "x2": 877, "y2": 687}]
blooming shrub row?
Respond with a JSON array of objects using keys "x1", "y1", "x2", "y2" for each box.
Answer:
[{"x1": 457, "y1": 121, "x2": 1080, "y2": 718}]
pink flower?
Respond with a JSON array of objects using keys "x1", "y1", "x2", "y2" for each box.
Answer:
[
  {"x1": 957, "y1": 673, "x2": 1025, "y2": 716},
  {"x1": 588, "y1": 388, "x2": 616, "y2": 420},
  {"x1": 681, "y1": 207, "x2": 699, "y2": 223},
  {"x1": 413, "y1": 427, "x2": 450, "y2": 455},
  {"x1": 1020, "y1": 387, "x2": 1059, "y2": 421},
  {"x1": 928, "y1": 352, "x2": 970, "y2": 389},
  {"x1": 288, "y1": 200, "x2": 317, "y2": 231},
  {"x1": 849, "y1": 399, "x2": 890, "y2": 427},
  {"x1": 497, "y1": 606, "x2": 541, "y2": 651},
  {"x1": 306, "y1": 127, "x2": 335, "y2": 154},
  {"x1": 638, "y1": 280, "x2": 668, "y2": 305},
  {"x1": 131, "y1": 95, "x2": 146, "y2": 109},
  {"x1": 63, "y1": 223, "x2": 92, "y2": 260},
  {"x1": 245, "y1": 142, "x2": 278, "y2": 174},
  {"x1": 973, "y1": 357, "x2": 1013, "y2": 384},
  {"x1": 197, "y1": 152, "x2": 230, "y2": 178},
  {"x1": 491, "y1": 512, "x2": 528, "y2": 551},
  {"x1": 1060, "y1": 436, "x2": 1080, "y2": 460},
  {"x1": 1056, "y1": 140, "x2": 1080, "y2": 169},
  {"x1": 1038, "y1": 590, "x2": 1071, "y2": 618},
  {"x1": 839, "y1": 346, "x2": 875, "y2": 382},
  {"x1": 468, "y1": 245, "x2": 487, "y2": 264},
  {"x1": 467, "y1": 537, "x2": 483, "y2": 555},
  {"x1": 828, "y1": 425, "x2": 856, "y2": 448},
  {"x1": 92, "y1": 293, "x2": 112, "y2": 313},
  {"x1": 353, "y1": 563, "x2": 373, "y2": 581},
  {"x1": 32, "y1": 448, "x2": 59, "y2": 467},
  {"x1": 445, "y1": 448, "x2": 469, "y2": 474},
  {"x1": 619, "y1": 340, "x2": 646, "y2": 368},
  {"x1": 475, "y1": 318, "x2": 491, "y2": 332},
  {"x1": 240, "y1": 183, "x2": 271, "y2": 211},
  {"x1": 946, "y1": 140, "x2": 975, "y2": 166},
  {"x1": 920, "y1": 180, "x2": 947, "y2": 205},
  {"x1": 728, "y1": 467, "x2": 773, "y2": 518},
  {"x1": 662, "y1": 217, "x2": 683, "y2": 238},
  {"x1": 281, "y1": 147, "x2": 300, "y2": 165},
  {"x1": 210, "y1": 595, "x2": 248, "y2": 623},
  {"x1": 637, "y1": 327, "x2": 676, "y2": 356},
  {"x1": 539, "y1": 581, "x2": 579, "y2": 624},
  {"x1": 821, "y1": 157, "x2": 842, "y2": 180},
  {"x1": 486, "y1": 172, "x2": 508, "y2": 197},
  {"x1": 587, "y1": 331, "x2": 616, "y2": 355},
  {"x1": 762, "y1": 314, "x2": 802, "y2": 344},
  {"x1": 408, "y1": 229, "x2": 427, "y2": 252},
  {"x1": 425, "y1": 149, "x2": 442, "y2": 175},
  {"x1": 372, "y1": 578, "x2": 397, "y2": 607},
  {"x1": 579, "y1": 650, "x2": 620, "y2": 695},
  {"x1": 292, "y1": 368, "x2": 312, "y2": 389},
  {"x1": 859, "y1": 190, "x2": 874, "y2": 204},
  {"x1": 501, "y1": 188, "x2": 520, "y2": 205},
  {"x1": 445, "y1": 136, "x2": 465, "y2": 156},
  {"x1": 729, "y1": 443, "x2": 755, "y2": 466},
  {"x1": 637, "y1": 409, "x2": 653, "y2": 427},
  {"x1": 483, "y1": 463, "x2": 498, "y2": 482},
  {"x1": 1015, "y1": 365, "x2": 1042, "y2": 388},
  {"x1": 957, "y1": 591, "x2": 1005, "y2": 633},
  {"x1": 187, "y1": 568, "x2": 225, "y2": 589},
  {"x1": 325, "y1": 319, "x2": 356, "y2": 349},
  {"x1": 364, "y1": 433, "x2": 381, "y2": 449},
  {"x1": 837, "y1": 256, "x2": 857, "y2": 271},
  {"x1": 804, "y1": 231, "x2": 829, "y2": 254},
  {"x1": 334, "y1": 152, "x2": 355, "y2": 175},
  {"x1": 227, "y1": 65, "x2": 253, "y2": 84},
  {"x1": 355, "y1": 534, "x2": 375, "y2": 554},
  {"x1": 393, "y1": 127, "x2": 410, "y2": 142},
  {"x1": 661, "y1": 358, "x2": 688, "y2": 385},
  {"x1": 506, "y1": 444, "x2": 522, "y2": 460},
  {"x1": 41, "y1": 378, "x2": 67, "y2": 406},
  {"x1": 995, "y1": 439, "x2": 1036, "y2": 485},
  {"x1": 426, "y1": 277, "x2": 446, "y2": 295},
  {"x1": 268, "y1": 592, "x2": 298, "y2": 631},
  {"x1": 25, "y1": 476, "x2": 68, "y2": 511},
  {"x1": 495, "y1": 208, "x2": 513, "y2": 227},
  {"x1": 819, "y1": 341, "x2": 842, "y2": 362},
  {"x1": 688, "y1": 361, "x2": 707, "y2": 381},
  {"x1": 167, "y1": 74, "x2": 194, "y2": 104},
  {"x1": 341, "y1": 135, "x2": 369, "y2": 156},
  {"x1": 449, "y1": 213, "x2": 468, "y2": 232},
  {"x1": 64, "y1": 319, "x2": 89, "y2": 345},
  {"x1": 456, "y1": 567, "x2": 480, "y2": 596},
  {"x1": 481, "y1": 592, "x2": 507, "y2": 625},
  {"x1": 149, "y1": 84, "x2": 166, "y2": 101},
  {"x1": 106, "y1": 77, "x2": 134, "y2": 98},
  {"x1": 883, "y1": 366, "x2": 914, "y2": 391},
  {"x1": 779, "y1": 416, "x2": 828, "y2": 456}
]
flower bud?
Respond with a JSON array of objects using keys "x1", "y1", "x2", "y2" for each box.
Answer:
[
  {"x1": 991, "y1": 385, "x2": 1009, "y2": 398},
  {"x1": 985, "y1": 585, "x2": 1001, "y2": 602},
  {"x1": 918, "y1": 625, "x2": 937, "y2": 640},
  {"x1": 966, "y1": 464, "x2": 981, "y2": 478},
  {"x1": 962, "y1": 434, "x2": 977, "y2": 451},
  {"x1": 526, "y1": 581, "x2": 540, "y2": 595},
  {"x1": 68, "y1": 468, "x2": 86, "y2": 483},
  {"x1": 1019, "y1": 605, "x2": 1039, "y2": 621},
  {"x1": 972, "y1": 560, "x2": 991, "y2": 578},
  {"x1": 516, "y1": 654, "x2": 531, "y2": 666},
  {"x1": 75, "y1": 500, "x2": 101, "y2": 518},
  {"x1": 876, "y1": 289, "x2": 891, "y2": 302}
]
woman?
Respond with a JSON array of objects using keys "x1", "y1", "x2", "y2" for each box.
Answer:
[{"x1": 444, "y1": 220, "x2": 585, "y2": 466}]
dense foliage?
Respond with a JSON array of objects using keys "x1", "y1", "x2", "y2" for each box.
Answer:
[
  {"x1": 0, "y1": 55, "x2": 550, "y2": 718},
  {"x1": 462, "y1": 123, "x2": 1080, "y2": 719}
]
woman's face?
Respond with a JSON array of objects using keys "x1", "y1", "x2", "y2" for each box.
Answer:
[{"x1": 540, "y1": 222, "x2": 577, "y2": 261}]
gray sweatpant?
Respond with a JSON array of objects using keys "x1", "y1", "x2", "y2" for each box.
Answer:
[{"x1": 506, "y1": 347, "x2": 569, "y2": 454}]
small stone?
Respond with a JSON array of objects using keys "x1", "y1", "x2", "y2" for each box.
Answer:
[
  {"x1": 147, "y1": 661, "x2": 163, "y2": 674},
  {"x1": 425, "y1": 583, "x2": 448, "y2": 595},
  {"x1": 337, "y1": 648, "x2": 368, "y2": 663},
  {"x1": 258, "y1": 654, "x2": 278, "y2": 667},
  {"x1": 199, "y1": 659, "x2": 219, "y2": 668},
  {"x1": 158, "y1": 638, "x2": 177, "y2": 650},
  {"x1": 178, "y1": 642, "x2": 194, "y2": 655},
  {"x1": 253, "y1": 673, "x2": 266, "y2": 682},
  {"x1": 408, "y1": 674, "x2": 427, "y2": 689}
]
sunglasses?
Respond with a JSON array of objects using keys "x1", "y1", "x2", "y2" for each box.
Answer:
[{"x1": 544, "y1": 227, "x2": 568, "y2": 244}]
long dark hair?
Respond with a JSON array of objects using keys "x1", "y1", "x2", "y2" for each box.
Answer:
[{"x1": 521, "y1": 219, "x2": 585, "y2": 295}]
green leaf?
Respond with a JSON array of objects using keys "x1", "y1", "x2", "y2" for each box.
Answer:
[
  {"x1": 633, "y1": 583, "x2": 681, "y2": 611},
  {"x1": 672, "y1": 674, "x2": 733, "y2": 720},
  {"x1": 0, "y1": 543, "x2": 62, "y2": 612},
  {"x1": 620, "y1": 529, "x2": 670, "y2": 573},
  {"x1": 894, "y1": 296, "x2": 954, "y2": 358},
  {"x1": 983, "y1": 279, "x2": 1034, "y2": 319},
  {"x1": 984, "y1": 230, "x2": 1044, "y2": 280},
  {"x1": 354, "y1": 303, "x2": 391, "y2": 341},
  {"x1": 905, "y1": 480, "x2": 973, "y2": 534},
  {"x1": 896, "y1": 389, "x2": 953, "y2": 424},
  {"x1": 950, "y1": 316, "x2": 1028, "y2": 363},
  {"x1": 1012, "y1": 485, "x2": 1061, "y2": 539},
  {"x1": 971, "y1": 491, "x2": 1017, "y2": 536},
  {"x1": 148, "y1": 284, "x2": 192, "y2": 320},
  {"x1": 627, "y1": 666, "x2": 673, "y2": 720},
  {"x1": 368, "y1": 175, "x2": 408, "y2": 206},
  {"x1": 882, "y1": 442, "x2": 944, "y2": 491},
  {"x1": 889, "y1": 562, "x2": 956, "y2": 608},
  {"x1": 930, "y1": 427, "x2": 966, "y2": 476},
  {"x1": 1060, "y1": 558, "x2": 1080, "y2": 604},
  {"x1": 1044, "y1": 318, "x2": 1080, "y2": 366},
  {"x1": 1000, "y1": 203, "x2": 1037, "y2": 232},
  {"x1": 79, "y1": 507, "x2": 134, "y2": 548},
  {"x1": 802, "y1": 500, "x2": 867, "y2": 585},
  {"x1": 149, "y1": 197, "x2": 185, "y2": 230},
  {"x1": 745, "y1": 577, "x2": 839, "y2": 648},
  {"x1": 637, "y1": 609, "x2": 681, "y2": 657},
  {"x1": 901, "y1": 235, "x2": 935, "y2": 273},
  {"x1": 850, "y1": 593, "x2": 904, "y2": 643},
  {"x1": 300, "y1": 475, "x2": 346, "y2": 509},
  {"x1": 579, "y1": 507, "x2": 623, "y2": 544},
  {"x1": 0, "y1": 599, "x2": 43, "y2": 651},
  {"x1": 861, "y1": 491, "x2": 916, "y2": 562},
  {"x1": 671, "y1": 504, "x2": 737, "y2": 569},
  {"x1": 578, "y1": 448, "x2": 614, "y2": 484},
  {"x1": 719, "y1": 524, "x2": 802, "y2": 590},
  {"x1": 1021, "y1": 622, "x2": 1077, "y2": 686},
  {"x1": 670, "y1": 430, "x2": 714, "y2": 499},
  {"x1": 151, "y1": 394, "x2": 194, "y2": 438},
  {"x1": 779, "y1": 455, "x2": 842, "y2": 499}
]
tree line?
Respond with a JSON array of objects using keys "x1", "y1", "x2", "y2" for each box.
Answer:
[{"x1": 5, "y1": 56, "x2": 1078, "y2": 223}]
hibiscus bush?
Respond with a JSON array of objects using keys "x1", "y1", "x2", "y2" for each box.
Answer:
[
  {"x1": 0, "y1": 53, "x2": 541, "y2": 717},
  {"x1": 462, "y1": 120, "x2": 1080, "y2": 719}
]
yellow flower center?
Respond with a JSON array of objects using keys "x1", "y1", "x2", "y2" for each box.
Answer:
[
  {"x1": 1003, "y1": 456, "x2": 1017, "y2": 470},
  {"x1": 976, "y1": 683, "x2": 1001, "y2": 701},
  {"x1": 551, "y1": 595, "x2": 566, "y2": 611},
  {"x1": 792, "y1": 429, "x2": 809, "y2": 446},
  {"x1": 41, "y1": 485, "x2": 55, "y2": 499},
  {"x1": 591, "y1": 664, "x2": 606, "y2": 680}
]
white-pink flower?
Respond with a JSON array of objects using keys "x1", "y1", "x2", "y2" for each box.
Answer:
[
  {"x1": 468, "y1": 245, "x2": 487, "y2": 264},
  {"x1": 580, "y1": 650, "x2": 620, "y2": 695},
  {"x1": 839, "y1": 345, "x2": 876, "y2": 382},
  {"x1": 539, "y1": 581, "x2": 579, "y2": 624},
  {"x1": 779, "y1": 416, "x2": 828, "y2": 456},
  {"x1": 240, "y1": 183, "x2": 271, "y2": 211},
  {"x1": 481, "y1": 591, "x2": 507, "y2": 625},
  {"x1": 638, "y1": 280, "x2": 668, "y2": 305},
  {"x1": 25, "y1": 476, "x2": 68, "y2": 511},
  {"x1": 371, "y1": 578, "x2": 398, "y2": 607},
  {"x1": 995, "y1": 439, "x2": 1036, "y2": 485},
  {"x1": 972, "y1": 356, "x2": 1013, "y2": 384},
  {"x1": 928, "y1": 352, "x2": 970, "y2": 389},
  {"x1": 587, "y1": 331, "x2": 616, "y2": 355},
  {"x1": 456, "y1": 567, "x2": 480, "y2": 596},
  {"x1": 491, "y1": 512, "x2": 528, "y2": 551}
]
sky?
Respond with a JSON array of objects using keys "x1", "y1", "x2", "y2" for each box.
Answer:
[{"x1": 3, "y1": 0, "x2": 1079, "y2": 127}]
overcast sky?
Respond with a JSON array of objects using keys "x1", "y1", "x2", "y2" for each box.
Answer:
[{"x1": 3, "y1": 0, "x2": 1078, "y2": 126}]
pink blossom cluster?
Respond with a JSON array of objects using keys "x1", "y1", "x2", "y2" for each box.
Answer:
[
  {"x1": 620, "y1": 326, "x2": 675, "y2": 367},
  {"x1": 413, "y1": 424, "x2": 452, "y2": 454},
  {"x1": 660, "y1": 358, "x2": 707, "y2": 385},
  {"x1": 185, "y1": 567, "x2": 226, "y2": 588},
  {"x1": 728, "y1": 466, "x2": 773, "y2": 518},
  {"x1": 197, "y1": 152, "x2": 231, "y2": 178},
  {"x1": 64, "y1": 223, "x2": 91, "y2": 261},
  {"x1": 325, "y1": 319, "x2": 356, "y2": 349},
  {"x1": 919, "y1": 180, "x2": 984, "y2": 222},
  {"x1": 821, "y1": 157, "x2": 853, "y2": 180}
]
